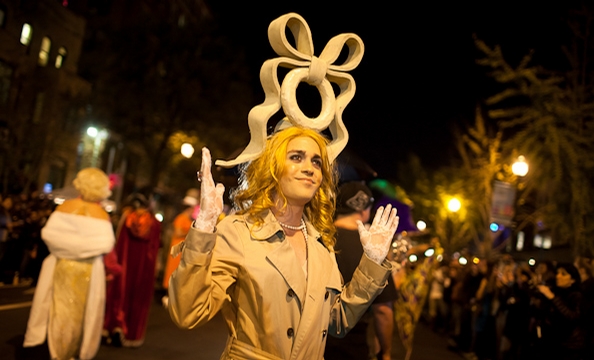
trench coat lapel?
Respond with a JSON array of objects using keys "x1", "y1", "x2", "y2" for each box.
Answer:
[
  {"x1": 266, "y1": 240, "x2": 307, "y2": 303},
  {"x1": 248, "y1": 210, "x2": 308, "y2": 303}
]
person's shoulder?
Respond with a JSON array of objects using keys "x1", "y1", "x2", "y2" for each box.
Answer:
[
  {"x1": 217, "y1": 212, "x2": 270, "y2": 237},
  {"x1": 218, "y1": 213, "x2": 244, "y2": 228},
  {"x1": 335, "y1": 226, "x2": 360, "y2": 239},
  {"x1": 56, "y1": 199, "x2": 110, "y2": 221}
]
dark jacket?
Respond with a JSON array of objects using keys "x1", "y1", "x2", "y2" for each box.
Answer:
[{"x1": 539, "y1": 285, "x2": 585, "y2": 358}]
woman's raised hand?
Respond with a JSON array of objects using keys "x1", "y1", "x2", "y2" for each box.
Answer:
[
  {"x1": 194, "y1": 147, "x2": 225, "y2": 232},
  {"x1": 357, "y1": 204, "x2": 399, "y2": 265}
]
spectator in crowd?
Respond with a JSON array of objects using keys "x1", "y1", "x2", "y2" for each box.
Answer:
[
  {"x1": 498, "y1": 265, "x2": 533, "y2": 360},
  {"x1": 0, "y1": 195, "x2": 13, "y2": 280},
  {"x1": 535, "y1": 260, "x2": 556, "y2": 287},
  {"x1": 448, "y1": 259, "x2": 483, "y2": 360},
  {"x1": 473, "y1": 259, "x2": 500, "y2": 360},
  {"x1": 18, "y1": 208, "x2": 46, "y2": 285},
  {"x1": 574, "y1": 255, "x2": 594, "y2": 355},
  {"x1": 0, "y1": 195, "x2": 25, "y2": 283},
  {"x1": 535, "y1": 262, "x2": 585, "y2": 360},
  {"x1": 428, "y1": 264, "x2": 450, "y2": 334}
]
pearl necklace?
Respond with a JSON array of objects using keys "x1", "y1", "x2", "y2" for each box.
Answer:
[{"x1": 278, "y1": 218, "x2": 308, "y2": 260}]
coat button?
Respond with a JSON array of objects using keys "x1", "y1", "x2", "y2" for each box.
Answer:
[
  {"x1": 324, "y1": 291, "x2": 329, "y2": 300},
  {"x1": 287, "y1": 289, "x2": 295, "y2": 298},
  {"x1": 287, "y1": 328, "x2": 294, "y2": 337},
  {"x1": 322, "y1": 330, "x2": 327, "y2": 338}
]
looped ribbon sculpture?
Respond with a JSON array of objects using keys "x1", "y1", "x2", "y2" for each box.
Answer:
[{"x1": 216, "y1": 12, "x2": 364, "y2": 167}]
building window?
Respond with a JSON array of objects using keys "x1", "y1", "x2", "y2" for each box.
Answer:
[
  {"x1": 0, "y1": 60, "x2": 13, "y2": 105},
  {"x1": 55, "y1": 47, "x2": 67, "y2": 68},
  {"x1": 20, "y1": 23, "x2": 32, "y2": 46},
  {"x1": 178, "y1": 14, "x2": 186, "y2": 27},
  {"x1": 32, "y1": 92, "x2": 45, "y2": 124},
  {"x1": 38, "y1": 36, "x2": 51, "y2": 67}
]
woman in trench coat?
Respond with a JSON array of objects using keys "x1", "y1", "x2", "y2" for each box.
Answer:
[{"x1": 167, "y1": 127, "x2": 399, "y2": 359}]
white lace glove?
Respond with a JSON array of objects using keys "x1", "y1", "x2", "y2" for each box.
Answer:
[
  {"x1": 194, "y1": 147, "x2": 225, "y2": 233},
  {"x1": 357, "y1": 204, "x2": 399, "y2": 265}
]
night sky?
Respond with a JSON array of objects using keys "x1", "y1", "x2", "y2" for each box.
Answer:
[{"x1": 208, "y1": 1, "x2": 574, "y2": 179}]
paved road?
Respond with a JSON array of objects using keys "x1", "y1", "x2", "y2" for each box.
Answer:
[{"x1": 0, "y1": 284, "x2": 463, "y2": 360}]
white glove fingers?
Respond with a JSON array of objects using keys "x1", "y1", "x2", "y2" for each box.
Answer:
[
  {"x1": 215, "y1": 183, "x2": 226, "y2": 209},
  {"x1": 390, "y1": 216, "x2": 400, "y2": 234},
  {"x1": 381, "y1": 204, "x2": 393, "y2": 225},
  {"x1": 356, "y1": 220, "x2": 366, "y2": 234},
  {"x1": 215, "y1": 183, "x2": 225, "y2": 196},
  {"x1": 371, "y1": 206, "x2": 384, "y2": 227},
  {"x1": 200, "y1": 147, "x2": 214, "y2": 186},
  {"x1": 193, "y1": 147, "x2": 223, "y2": 233},
  {"x1": 388, "y1": 207, "x2": 398, "y2": 227}
]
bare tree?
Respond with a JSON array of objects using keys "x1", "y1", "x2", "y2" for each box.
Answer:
[
  {"x1": 475, "y1": 15, "x2": 594, "y2": 255},
  {"x1": 79, "y1": 0, "x2": 254, "y2": 192}
]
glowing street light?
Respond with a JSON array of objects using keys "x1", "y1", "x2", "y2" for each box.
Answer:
[
  {"x1": 181, "y1": 143, "x2": 195, "y2": 158},
  {"x1": 512, "y1": 155, "x2": 529, "y2": 177},
  {"x1": 87, "y1": 126, "x2": 98, "y2": 137},
  {"x1": 85, "y1": 126, "x2": 109, "y2": 168},
  {"x1": 447, "y1": 198, "x2": 461, "y2": 212},
  {"x1": 416, "y1": 220, "x2": 427, "y2": 231}
]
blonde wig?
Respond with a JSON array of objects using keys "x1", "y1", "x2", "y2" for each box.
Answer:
[
  {"x1": 73, "y1": 168, "x2": 112, "y2": 202},
  {"x1": 232, "y1": 127, "x2": 338, "y2": 248}
]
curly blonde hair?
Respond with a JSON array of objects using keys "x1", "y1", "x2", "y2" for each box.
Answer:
[
  {"x1": 232, "y1": 127, "x2": 338, "y2": 248},
  {"x1": 73, "y1": 168, "x2": 112, "y2": 202}
]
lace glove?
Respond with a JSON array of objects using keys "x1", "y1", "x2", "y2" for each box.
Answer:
[
  {"x1": 194, "y1": 147, "x2": 225, "y2": 233},
  {"x1": 357, "y1": 204, "x2": 399, "y2": 265}
]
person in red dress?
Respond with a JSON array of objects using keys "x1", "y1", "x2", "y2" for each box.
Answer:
[{"x1": 103, "y1": 193, "x2": 161, "y2": 347}]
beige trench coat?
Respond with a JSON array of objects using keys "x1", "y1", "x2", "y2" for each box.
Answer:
[{"x1": 168, "y1": 210, "x2": 392, "y2": 360}]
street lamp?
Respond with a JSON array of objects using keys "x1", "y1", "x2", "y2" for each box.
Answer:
[
  {"x1": 447, "y1": 198, "x2": 461, "y2": 212},
  {"x1": 416, "y1": 220, "x2": 427, "y2": 231},
  {"x1": 87, "y1": 127, "x2": 98, "y2": 137},
  {"x1": 509, "y1": 155, "x2": 529, "y2": 253},
  {"x1": 181, "y1": 143, "x2": 195, "y2": 158},
  {"x1": 85, "y1": 126, "x2": 108, "y2": 168},
  {"x1": 512, "y1": 155, "x2": 529, "y2": 177}
]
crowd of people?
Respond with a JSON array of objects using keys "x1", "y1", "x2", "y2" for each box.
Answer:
[
  {"x1": 2, "y1": 172, "x2": 594, "y2": 360},
  {"x1": 421, "y1": 253, "x2": 594, "y2": 360},
  {"x1": 0, "y1": 191, "x2": 55, "y2": 287}
]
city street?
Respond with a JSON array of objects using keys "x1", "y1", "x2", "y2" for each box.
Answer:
[{"x1": 0, "y1": 284, "x2": 463, "y2": 360}]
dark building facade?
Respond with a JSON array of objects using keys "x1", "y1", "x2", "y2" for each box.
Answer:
[{"x1": 0, "y1": 0, "x2": 90, "y2": 193}]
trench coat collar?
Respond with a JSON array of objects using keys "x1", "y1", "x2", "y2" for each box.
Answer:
[
  {"x1": 243, "y1": 209, "x2": 325, "y2": 306},
  {"x1": 242, "y1": 209, "x2": 321, "y2": 243}
]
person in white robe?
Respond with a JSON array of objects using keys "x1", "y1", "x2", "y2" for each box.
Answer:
[{"x1": 23, "y1": 168, "x2": 115, "y2": 360}]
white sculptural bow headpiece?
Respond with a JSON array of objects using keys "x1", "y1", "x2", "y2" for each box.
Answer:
[{"x1": 215, "y1": 12, "x2": 364, "y2": 167}]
